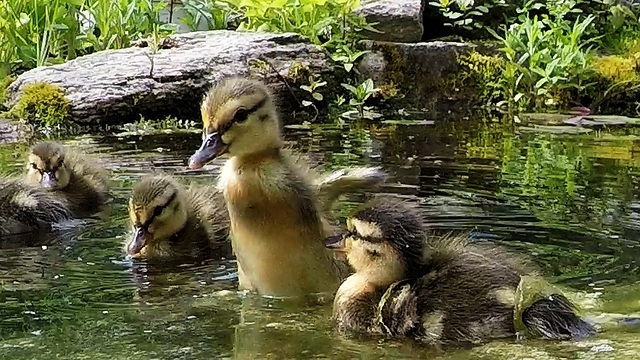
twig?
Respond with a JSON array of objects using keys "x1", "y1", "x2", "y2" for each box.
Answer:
[{"x1": 257, "y1": 57, "x2": 303, "y2": 110}]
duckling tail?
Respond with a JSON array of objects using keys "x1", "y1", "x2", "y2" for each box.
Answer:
[
  {"x1": 314, "y1": 167, "x2": 387, "y2": 211},
  {"x1": 521, "y1": 293, "x2": 596, "y2": 340}
]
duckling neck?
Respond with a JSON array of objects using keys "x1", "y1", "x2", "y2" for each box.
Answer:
[
  {"x1": 219, "y1": 146, "x2": 339, "y2": 297},
  {"x1": 234, "y1": 146, "x2": 281, "y2": 165}
]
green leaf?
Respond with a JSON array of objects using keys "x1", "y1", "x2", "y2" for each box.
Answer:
[
  {"x1": 51, "y1": 23, "x2": 69, "y2": 30},
  {"x1": 312, "y1": 92, "x2": 323, "y2": 101},
  {"x1": 302, "y1": 100, "x2": 313, "y2": 107},
  {"x1": 344, "y1": 63, "x2": 353, "y2": 72},
  {"x1": 300, "y1": 85, "x2": 313, "y2": 93},
  {"x1": 446, "y1": 12, "x2": 464, "y2": 20},
  {"x1": 61, "y1": 0, "x2": 85, "y2": 6},
  {"x1": 256, "y1": 23, "x2": 271, "y2": 32},
  {"x1": 341, "y1": 83, "x2": 358, "y2": 93},
  {"x1": 477, "y1": 6, "x2": 489, "y2": 12}
]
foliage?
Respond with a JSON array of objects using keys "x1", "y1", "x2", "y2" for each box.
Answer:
[
  {"x1": 0, "y1": 0, "x2": 176, "y2": 76},
  {"x1": 179, "y1": 0, "x2": 239, "y2": 31},
  {"x1": 429, "y1": 0, "x2": 508, "y2": 32},
  {"x1": 6, "y1": 82, "x2": 71, "y2": 128},
  {"x1": 340, "y1": 78, "x2": 382, "y2": 120},
  {"x1": 116, "y1": 116, "x2": 199, "y2": 136},
  {"x1": 487, "y1": 1, "x2": 597, "y2": 111}
]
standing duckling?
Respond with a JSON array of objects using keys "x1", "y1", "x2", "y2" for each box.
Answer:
[
  {"x1": 0, "y1": 177, "x2": 72, "y2": 236},
  {"x1": 188, "y1": 77, "x2": 382, "y2": 297},
  {"x1": 124, "y1": 174, "x2": 231, "y2": 262},
  {"x1": 325, "y1": 198, "x2": 596, "y2": 345},
  {"x1": 25, "y1": 141, "x2": 111, "y2": 219}
]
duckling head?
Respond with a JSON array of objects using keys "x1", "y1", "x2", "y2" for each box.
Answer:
[
  {"x1": 189, "y1": 77, "x2": 281, "y2": 169},
  {"x1": 325, "y1": 198, "x2": 426, "y2": 287},
  {"x1": 26, "y1": 142, "x2": 70, "y2": 190},
  {"x1": 126, "y1": 175, "x2": 188, "y2": 258}
]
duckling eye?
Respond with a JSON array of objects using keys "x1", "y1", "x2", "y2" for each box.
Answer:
[
  {"x1": 153, "y1": 205, "x2": 163, "y2": 217},
  {"x1": 233, "y1": 108, "x2": 249, "y2": 123},
  {"x1": 57, "y1": 159, "x2": 64, "y2": 167},
  {"x1": 30, "y1": 163, "x2": 38, "y2": 170}
]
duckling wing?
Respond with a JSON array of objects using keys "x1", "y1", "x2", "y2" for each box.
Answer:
[
  {"x1": 185, "y1": 184, "x2": 231, "y2": 255},
  {"x1": 313, "y1": 167, "x2": 387, "y2": 211},
  {"x1": 66, "y1": 149, "x2": 111, "y2": 193},
  {"x1": 63, "y1": 150, "x2": 112, "y2": 217},
  {"x1": 407, "y1": 243, "x2": 525, "y2": 343},
  {"x1": 283, "y1": 149, "x2": 387, "y2": 211}
]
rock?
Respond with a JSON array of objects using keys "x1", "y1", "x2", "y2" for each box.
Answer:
[
  {"x1": 358, "y1": 40, "x2": 490, "y2": 114},
  {"x1": 3, "y1": 31, "x2": 337, "y2": 126},
  {"x1": 0, "y1": 120, "x2": 27, "y2": 143},
  {"x1": 355, "y1": 0, "x2": 424, "y2": 43}
]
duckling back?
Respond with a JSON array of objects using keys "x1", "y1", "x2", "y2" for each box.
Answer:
[
  {"x1": 57, "y1": 148, "x2": 111, "y2": 218},
  {"x1": 378, "y1": 235, "x2": 595, "y2": 344},
  {"x1": 0, "y1": 177, "x2": 72, "y2": 236}
]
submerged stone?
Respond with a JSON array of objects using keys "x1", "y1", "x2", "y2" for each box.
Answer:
[{"x1": 3, "y1": 31, "x2": 336, "y2": 126}]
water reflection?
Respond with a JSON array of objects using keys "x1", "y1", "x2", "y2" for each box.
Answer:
[{"x1": 1, "y1": 117, "x2": 640, "y2": 358}]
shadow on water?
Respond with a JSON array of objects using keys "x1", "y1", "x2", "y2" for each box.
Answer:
[{"x1": 2, "y1": 116, "x2": 640, "y2": 359}]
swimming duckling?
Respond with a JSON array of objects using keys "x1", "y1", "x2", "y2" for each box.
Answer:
[
  {"x1": 188, "y1": 77, "x2": 382, "y2": 297},
  {"x1": 325, "y1": 197, "x2": 596, "y2": 345},
  {"x1": 26, "y1": 141, "x2": 111, "y2": 219},
  {"x1": 0, "y1": 176, "x2": 72, "y2": 236},
  {"x1": 124, "y1": 174, "x2": 231, "y2": 262}
]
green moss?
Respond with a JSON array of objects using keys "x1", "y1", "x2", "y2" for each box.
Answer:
[
  {"x1": 7, "y1": 82, "x2": 72, "y2": 128},
  {"x1": 452, "y1": 51, "x2": 505, "y2": 107},
  {"x1": 582, "y1": 55, "x2": 640, "y2": 116},
  {"x1": 286, "y1": 61, "x2": 313, "y2": 85}
]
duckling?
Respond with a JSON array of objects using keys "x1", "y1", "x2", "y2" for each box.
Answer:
[
  {"x1": 25, "y1": 141, "x2": 111, "y2": 219},
  {"x1": 0, "y1": 176, "x2": 72, "y2": 236},
  {"x1": 187, "y1": 77, "x2": 383, "y2": 297},
  {"x1": 325, "y1": 197, "x2": 596, "y2": 345},
  {"x1": 124, "y1": 174, "x2": 232, "y2": 262}
]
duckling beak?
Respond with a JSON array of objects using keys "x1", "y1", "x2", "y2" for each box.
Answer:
[
  {"x1": 323, "y1": 234, "x2": 345, "y2": 250},
  {"x1": 189, "y1": 131, "x2": 227, "y2": 169},
  {"x1": 41, "y1": 171, "x2": 57, "y2": 188},
  {"x1": 128, "y1": 226, "x2": 150, "y2": 256}
]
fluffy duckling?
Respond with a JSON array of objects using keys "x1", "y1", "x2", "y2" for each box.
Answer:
[
  {"x1": 124, "y1": 174, "x2": 231, "y2": 262},
  {"x1": 25, "y1": 141, "x2": 111, "y2": 218},
  {"x1": 188, "y1": 77, "x2": 383, "y2": 297},
  {"x1": 325, "y1": 198, "x2": 596, "y2": 345},
  {"x1": 0, "y1": 176, "x2": 72, "y2": 236}
]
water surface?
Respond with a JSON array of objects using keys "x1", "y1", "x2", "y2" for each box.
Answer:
[{"x1": 2, "y1": 117, "x2": 640, "y2": 359}]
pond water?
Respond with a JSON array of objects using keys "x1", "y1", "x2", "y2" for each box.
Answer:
[{"x1": 2, "y1": 116, "x2": 640, "y2": 359}]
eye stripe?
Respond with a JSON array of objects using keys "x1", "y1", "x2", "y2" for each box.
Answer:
[
  {"x1": 140, "y1": 191, "x2": 177, "y2": 228},
  {"x1": 218, "y1": 97, "x2": 268, "y2": 135}
]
